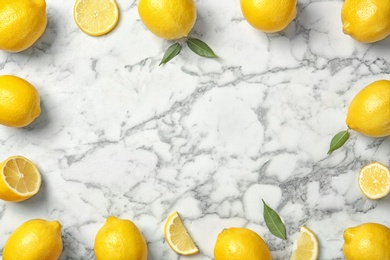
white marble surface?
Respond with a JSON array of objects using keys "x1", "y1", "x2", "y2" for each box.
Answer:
[{"x1": 0, "y1": 0, "x2": 390, "y2": 259}]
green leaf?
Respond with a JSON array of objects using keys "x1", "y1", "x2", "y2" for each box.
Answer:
[
  {"x1": 186, "y1": 38, "x2": 218, "y2": 58},
  {"x1": 159, "y1": 42, "x2": 181, "y2": 65},
  {"x1": 327, "y1": 130, "x2": 350, "y2": 154},
  {"x1": 262, "y1": 199, "x2": 286, "y2": 240}
]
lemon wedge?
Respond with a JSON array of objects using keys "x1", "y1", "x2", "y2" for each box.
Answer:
[
  {"x1": 358, "y1": 162, "x2": 390, "y2": 200},
  {"x1": 0, "y1": 156, "x2": 42, "y2": 202},
  {"x1": 291, "y1": 226, "x2": 319, "y2": 260},
  {"x1": 74, "y1": 0, "x2": 119, "y2": 36},
  {"x1": 164, "y1": 211, "x2": 199, "y2": 256}
]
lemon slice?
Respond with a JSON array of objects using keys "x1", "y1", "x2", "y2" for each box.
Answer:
[
  {"x1": 164, "y1": 211, "x2": 199, "y2": 256},
  {"x1": 74, "y1": 0, "x2": 119, "y2": 36},
  {"x1": 290, "y1": 226, "x2": 319, "y2": 260},
  {"x1": 0, "y1": 156, "x2": 41, "y2": 202},
  {"x1": 358, "y1": 162, "x2": 390, "y2": 200}
]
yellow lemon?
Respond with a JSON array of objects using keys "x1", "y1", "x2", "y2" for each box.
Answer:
[
  {"x1": 346, "y1": 80, "x2": 390, "y2": 137},
  {"x1": 0, "y1": 75, "x2": 41, "y2": 128},
  {"x1": 240, "y1": 0, "x2": 297, "y2": 33},
  {"x1": 138, "y1": 0, "x2": 196, "y2": 40},
  {"x1": 74, "y1": 0, "x2": 119, "y2": 37},
  {"x1": 341, "y1": 0, "x2": 390, "y2": 43},
  {"x1": 358, "y1": 162, "x2": 390, "y2": 200},
  {"x1": 0, "y1": 155, "x2": 42, "y2": 202},
  {"x1": 214, "y1": 227, "x2": 272, "y2": 260},
  {"x1": 164, "y1": 211, "x2": 199, "y2": 256},
  {"x1": 0, "y1": 0, "x2": 47, "y2": 52},
  {"x1": 3, "y1": 219, "x2": 63, "y2": 260},
  {"x1": 290, "y1": 226, "x2": 319, "y2": 260},
  {"x1": 94, "y1": 216, "x2": 148, "y2": 260},
  {"x1": 343, "y1": 223, "x2": 390, "y2": 260}
]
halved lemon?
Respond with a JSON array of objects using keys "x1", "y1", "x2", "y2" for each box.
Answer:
[
  {"x1": 290, "y1": 226, "x2": 319, "y2": 260},
  {"x1": 164, "y1": 211, "x2": 199, "y2": 256},
  {"x1": 0, "y1": 156, "x2": 41, "y2": 202},
  {"x1": 74, "y1": 0, "x2": 119, "y2": 36},
  {"x1": 358, "y1": 162, "x2": 390, "y2": 200}
]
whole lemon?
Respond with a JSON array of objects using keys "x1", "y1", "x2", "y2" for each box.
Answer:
[
  {"x1": 341, "y1": 0, "x2": 390, "y2": 43},
  {"x1": 94, "y1": 216, "x2": 148, "y2": 260},
  {"x1": 240, "y1": 0, "x2": 297, "y2": 33},
  {"x1": 343, "y1": 223, "x2": 390, "y2": 260},
  {"x1": 214, "y1": 227, "x2": 272, "y2": 260},
  {"x1": 346, "y1": 80, "x2": 390, "y2": 137},
  {"x1": 3, "y1": 219, "x2": 63, "y2": 260},
  {"x1": 0, "y1": 0, "x2": 47, "y2": 52},
  {"x1": 0, "y1": 75, "x2": 41, "y2": 128},
  {"x1": 138, "y1": 0, "x2": 196, "y2": 40}
]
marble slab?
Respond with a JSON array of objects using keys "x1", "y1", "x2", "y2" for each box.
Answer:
[{"x1": 0, "y1": 0, "x2": 389, "y2": 259}]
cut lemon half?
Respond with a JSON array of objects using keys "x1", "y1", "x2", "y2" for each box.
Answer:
[
  {"x1": 74, "y1": 0, "x2": 119, "y2": 36},
  {"x1": 290, "y1": 226, "x2": 319, "y2": 260},
  {"x1": 358, "y1": 162, "x2": 390, "y2": 200},
  {"x1": 0, "y1": 156, "x2": 41, "y2": 202},
  {"x1": 164, "y1": 211, "x2": 199, "y2": 256}
]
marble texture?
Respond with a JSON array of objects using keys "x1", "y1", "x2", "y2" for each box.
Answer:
[{"x1": 0, "y1": 0, "x2": 390, "y2": 259}]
